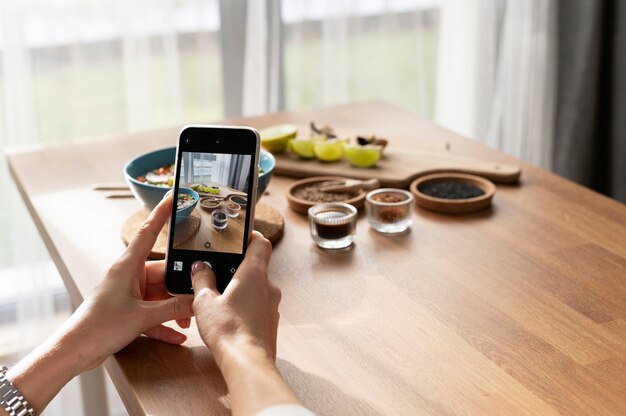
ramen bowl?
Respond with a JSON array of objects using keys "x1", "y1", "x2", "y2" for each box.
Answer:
[
  {"x1": 175, "y1": 188, "x2": 199, "y2": 225},
  {"x1": 124, "y1": 147, "x2": 176, "y2": 209}
]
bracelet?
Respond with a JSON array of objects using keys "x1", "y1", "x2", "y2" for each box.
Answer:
[{"x1": 0, "y1": 367, "x2": 35, "y2": 416}]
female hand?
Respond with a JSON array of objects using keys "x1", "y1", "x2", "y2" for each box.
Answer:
[
  {"x1": 191, "y1": 232, "x2": 300, "y2": 416},
  {"x1": 64, "y1": 193, "x2": 195, "y2": 370},
  {"x1": 6, "y1": 193, "x2": 195, "y2": 414},
  {"x1": 191, "y1": 231, "x2": 280, "y2": 366}
]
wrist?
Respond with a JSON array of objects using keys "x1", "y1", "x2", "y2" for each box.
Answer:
[
  {"x1": 215, "y1": 339, "x2": 276, "y2": 380},
  {"x1": 214, "y1": 340, "x2": 300, "y2": 415},
  {"x1": 4, "y1": 324, "x2": 89, "y2": 414}
]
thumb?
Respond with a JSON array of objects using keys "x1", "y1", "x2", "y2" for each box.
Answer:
[
  {"x1": 191, "y1": 261, "x2": 219, "y2": 297},
  {"x1": 147, "y1": 296, "x2": 194, "y2": 326}
]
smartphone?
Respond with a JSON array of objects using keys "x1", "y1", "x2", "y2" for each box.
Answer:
[{"x1": 165, "y1": 125, "x2": 260, "y2": 294}]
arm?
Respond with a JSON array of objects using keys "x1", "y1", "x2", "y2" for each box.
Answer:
[
  {"x1": 191, "y1": 232, "x2": 303, "y2": 416},
  {"x1": 2, "y1": 194, "x2": 194, "y2": 414}
]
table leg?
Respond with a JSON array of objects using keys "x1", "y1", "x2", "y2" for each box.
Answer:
[{"x1": 79, "y1": 365, "x2": 110, "y2": 416}]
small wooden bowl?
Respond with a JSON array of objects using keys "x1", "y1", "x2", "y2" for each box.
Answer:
[
  {"x1": 200, "y1": 197, "x2": 221, "y2": 212},
  {"x1": 229, "y1": 194, "x2": 248, "y2": 208},
  {"x1": 410, "y1": 173, "x2": 495, "y2": 214},
  {"x1": 286, "y1": 176, "x2": 367, "y2": 215}
]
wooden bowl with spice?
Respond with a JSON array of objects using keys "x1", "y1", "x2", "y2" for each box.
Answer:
[
  {"x1": 200, "y1": 197, "x2": 222, "y2": 212},
  {"x1": 286, "y1": 176, "x2": 367, "y2": 214},
  {"x1": 410, "y1": 173, "x2": 495, "y2": 214}
]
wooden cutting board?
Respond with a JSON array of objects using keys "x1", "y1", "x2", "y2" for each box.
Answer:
[
  {"x1": 121, "y1": 203, "x2": 284, "y2": 260},
  {"x1": 272, "y1": 127, "x2": 521, "y2": 187}
]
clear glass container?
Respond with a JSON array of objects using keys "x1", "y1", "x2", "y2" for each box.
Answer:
[
  {"x1": 308, "y1": 202, "x2": 357, "y2": 249},
  {"x1": 212, "y1": 209, "x2": 228, "y2": 230},
  {"x1": 226, "y1": 202, "x2": 241, "y2": 218},
  {"x1": 365, "y1": 188, "x2": 413, "y2": 233}
]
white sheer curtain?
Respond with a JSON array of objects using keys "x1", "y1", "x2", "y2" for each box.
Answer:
[
  {"x1": 282, "y1": 0, "x2": 439, "y2": 118},
  {"x1": 0, "y1": 1, "x2": 222, "y2": 414},
  {"x1": 436, "y1": 0, "x2": 557, "y2": 169}
]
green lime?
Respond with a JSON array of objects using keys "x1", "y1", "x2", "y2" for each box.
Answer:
[
  {"x1": 289, "y1": 139, "x2": 315, "y2": 159},
  {"x1": 343, "y1": 144, "x2": 382, "y2": 167},
  {"x1": 314, "y1": 140, "x2": 344, "y2": 162},
  {"x1": 260, "y1": 124, "x2": 298, "y2": 153}
]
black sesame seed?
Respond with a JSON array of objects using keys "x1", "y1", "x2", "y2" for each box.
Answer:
[{"x1": 419, "y1": 181, "x2": 485, "y2": 199}]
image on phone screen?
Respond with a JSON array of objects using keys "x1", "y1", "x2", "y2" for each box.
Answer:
[
  {"x1": 165, "y1": 126, "x2": 259, "y2": 295},
  {"x1": 173, "y1": 151, "x2": 251, "y2": 254}
]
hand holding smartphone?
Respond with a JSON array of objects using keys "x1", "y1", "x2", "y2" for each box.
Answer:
[{"x1": 165, "y1": 125, "x2": 260, "y2": 294}]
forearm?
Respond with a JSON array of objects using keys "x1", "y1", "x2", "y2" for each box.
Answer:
[
  {"x1": 4, "y1": 318, "x2": 93, "y2": 414},
  {"x1": 219, "y1": 345, "x2": 300, "y2": 416}
]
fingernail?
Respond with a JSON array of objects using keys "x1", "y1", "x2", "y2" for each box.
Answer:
[
  {"x1": 163, "y1": 190, "x2": 173, "y2": 199},
  {"x1": 191, "y1": 261, "x2": 211, "y2": 275}
]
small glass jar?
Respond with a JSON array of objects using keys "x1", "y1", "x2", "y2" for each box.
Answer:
[
  {"x1": 212, "y1": 209, "x2": 228, "y2": 230},
  {"x1": 226, "y1": 202, "x2": 241, "y2": 218},
  {"x1": 308, "y1": 202, "x2": 357, "y2": 249},
  {"x1": 365, "y1": 188, "x2": 413, "y2": 233}
]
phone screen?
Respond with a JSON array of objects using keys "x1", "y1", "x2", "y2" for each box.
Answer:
[{"x1": 165, "y1": 126, "x2": 259, "y2": 294}]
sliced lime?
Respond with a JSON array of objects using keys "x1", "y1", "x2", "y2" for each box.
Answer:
[
  {"x1": 314, "y1": 140, "x2": 344, "y2": 162},
  {"x1": 289, "y1": 139, "x2": 315, "y2": 159},
  {"x1": 260, "y1": 124, "x2": 298, "y2": 153},
  {"x1": 344, "y1": 144, "x2": 382, "y2": 167}
]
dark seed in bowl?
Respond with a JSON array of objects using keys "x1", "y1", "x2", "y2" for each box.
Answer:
[{"x1": 419, "y1": 181, "x2": 485, "y2": 199}]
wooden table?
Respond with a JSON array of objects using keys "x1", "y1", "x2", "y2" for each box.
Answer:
[{"x1": 6, "y1": 102, "x2": 626, "y2": 415}]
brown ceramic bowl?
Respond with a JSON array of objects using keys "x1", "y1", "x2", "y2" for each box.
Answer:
[
  {"x1": 200, "y1": 197, "x2": 222, "y2": 212},
  {"x1": 286, "y1": 176, "x2": 367, "y2": 215},
  {"x1": 410, "y1": 173, "x2": 495, "y2": 214}
]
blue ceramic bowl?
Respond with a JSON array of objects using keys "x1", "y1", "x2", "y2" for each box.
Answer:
[
  {"x1": 258, "y1": 150, "x2": 276, "y2": 200},
  {"x1": 124, "y1": 146, "x2": 276, "y2": 209},
  {"x1": 175, "y1": 188, "x2": 199, "y2": 224}
]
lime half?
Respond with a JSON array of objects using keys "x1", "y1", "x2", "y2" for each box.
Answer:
[
  {"x1": 260, "y1": 124, "x2": 298, "y2": 153},
  {"x1": 314, "y1": 140, "x2": 344, "y2": 162},
  {"x1": 344, "y1": 144, "x2": 382, "y2": 167},
  {"x1": 289, "y1": 139, "x2": 315, "y2": 159}
]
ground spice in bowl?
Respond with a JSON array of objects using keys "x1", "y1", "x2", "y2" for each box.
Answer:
[
  {"x1": 286, "y1": 176, "x2": 368, "y2": 215},
  {"x1": 371, "y1": 193, "x2": 407, "y2": 222},
  {"x1": 292, "y1": 184, "x2": 358, "y2": 203},
  {"x1": 418, "y1": 181, "x2": 485, "y2": 199}
]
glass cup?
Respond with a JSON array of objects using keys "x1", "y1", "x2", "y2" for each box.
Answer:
[
  {"x1": 365, "y1": 188, "x2": 413, "y2": 233},
  {"x1": 226, "y1": 202, "x2": 241, "y2": 218},
  {"x1": 212, "y1": 209, "x2": 228, "y2": 230},
  {"x1": 308, "y1": 202, "x2": 357, "y2": 249}
]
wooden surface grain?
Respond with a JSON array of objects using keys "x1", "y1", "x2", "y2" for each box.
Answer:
[{"x1": 6, "y1": 102, "x2": 626, "y2": 415}]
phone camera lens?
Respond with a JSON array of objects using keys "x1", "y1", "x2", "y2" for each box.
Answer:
[
  {"x1": 216, "y1": 140, "x2": 220, "y2": 144},
  {"x1": 185, "y1": 138, "x2": 190, "y2": 144}
]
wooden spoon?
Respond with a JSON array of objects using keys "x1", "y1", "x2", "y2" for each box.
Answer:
[{"x1": 318, "y1": 178, "x2": 380, "y2": 193}]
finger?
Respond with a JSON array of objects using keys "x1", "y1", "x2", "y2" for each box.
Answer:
[
  {"x1": 249, "y1": 232, "x2": 272, "y2": 265},
  {"x1": 272, "y1": 311, "x2": 280, "y2": 359},
  {"x1": 248, "y1": 230, "x2": 260, "y2": 244},
  {"x1": 144, "y1": 260, "x2": 169, "y2": 301},
  {"x1": 236, "y1": 233, "x2": 272, "y2": 281},
  {"x1": 145, "y1": 260, "x2": 166, "y2": 284},
  {"x1": 176, "y1": 318, "x2": 191, "y2": 329},
  {"x1": 128, "y1": 194, "x2": 173, "y2": 260},
  {"x1": 145, "y1": 283, "x2": 169, "y2": 301},
  {"x1": 146, "y1": 295, "x2": 194, "y2": 326},
  {"x1": 190, "y1": 261, "x2": 219, "y2": 297},
  {"x1": 145, "y1": 324, "x2": 187, "y2": 345},
  {"x1": 270, "y1": 284, "x2": 282, "y2": 306}
]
